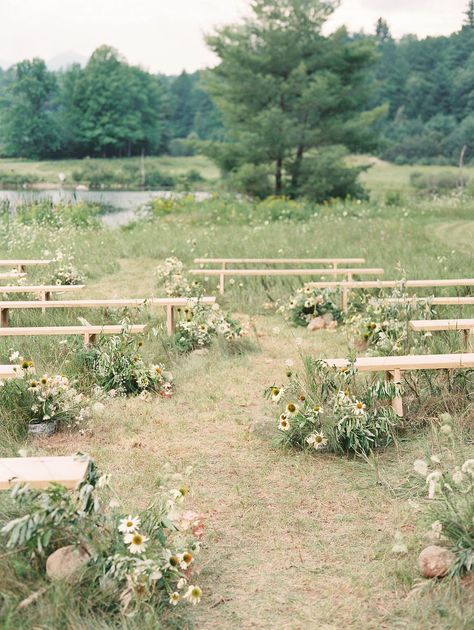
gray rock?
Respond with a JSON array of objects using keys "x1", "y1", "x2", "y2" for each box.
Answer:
[{"x1": 46, "y1": 545, "x2": 90, "y2": 581}]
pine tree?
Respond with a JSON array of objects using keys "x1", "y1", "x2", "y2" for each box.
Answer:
[
  {"x1": 375, "y1": 18, "x2": 391, "y2": 43},
  {"x1": 465, "y1": 0, "x2": 474, "y2": 29}
]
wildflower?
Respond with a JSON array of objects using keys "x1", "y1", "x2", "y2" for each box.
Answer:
[
  {"x1": 431, "y1": 521, "x2": 443, "y2": 539},
  {"x1": 413, "y1": 459, "x2": 428, "y2": 477},
  {"x1": 430, "y1": 454, "x2": 441, "y2": 464},
  {"x1": 271, "y1": 387, "x2": 282, "y2": 403},
  {"x1": 353, "y1": 401, "x2": 366, "y2": 416},
  {"x1": 9, "y1": 351, "x2": 20, "y2": 362},
  {"x1": 184, "y1": 585, "x2": 202, "y2": 605},
  {"x1": 313, "y1": 404, "x2": 323, "y2": 415},
  {"x1": 286, "y1": 403, "x2": 298, "y2": 416},
  {"x1": 278, "y1": 414, "x2": 290, "y2": 431},
  {"x1": 118, "y1": 515, "x2": 141, "y2": 534},
  {"x1": 124, "y1": 532, "x2": 149, "y2": 554},
  {"x1": 177, "y1": 578, "x2": 187, "y2": 590},
  {"x1": 461, "y1": 459, "x2": 474, "y2": 476},
  {"x1": 178, "y1": 552, "x2": 193, "y2": 569},
  {"x1": 440, "y1": 424, "x2": 452, "y2": 435},
  {"x1": 306, "y1": 432, "x2": 328, "y2": 450},
  {"x1": 92, "y1": 402, "x2": 105, "y2": 416},
  {"x1": 426, "y1": 471, "x2": 443, "y2": 499},
  {"x1": 169, "y1": 592, "x2": 180, "y2": 606}
]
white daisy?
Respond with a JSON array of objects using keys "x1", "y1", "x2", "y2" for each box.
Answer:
[
  {"x1": 313, "y1": 404, "x2": 323, "y2": 415},
  {"x1": 124, "y1": 531, "x2": 149, "y2": 554},
  {"x1": 285, "y1": 403, "x2": 298, "y2": 416},
  {"x1": 306, "y1": 431, "x2": 328, "y2": 450},
  {"x1": 169, "y1": 592, "x2": 180, "y2": 606},
  {"x1": 118, "y1": 515, "x2": 141, "y2": 534},
  {"x1": 278, "y1": 414, "x2": 290, "y2": 431},
  {"x1": 271, "y1": 387, "x2": 283, "y2": 403},
  {"x1": 353, "y1": 401, "x2": 366, "y2": 416},
  {"x1": 184, "y1": 585, "x2": 202, "y2": 605}
]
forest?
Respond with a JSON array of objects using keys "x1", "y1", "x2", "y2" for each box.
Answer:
[{"x1": 1, "y1": 3, "x2": 474, "y2": 167}]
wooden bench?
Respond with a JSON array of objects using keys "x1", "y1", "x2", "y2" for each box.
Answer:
[
  {"x1": 0, "y1": 365, "x2": 21, "y2": 380},
  {"x1": 0, "y1": 324, "x2": 147, "y2": 345},
  {"x1": 0, "y1": 272, "x2": 26, "y2": 281},
  {"x1": 0, "y1": 259, "x2": 51, "y2": 273},
  {"x1": 0, "y1": 285, "x2": 85, "y2": 301},
  {"x1": 410, "y1": 319, "x2": 474, "y2": 347},
  {"x1": 0, "y1": 455, "x2": 90, "y2": 490},
  {"x1": 385, "y1": 297, "x2": 474, "y2": 305},
  {"x1": 324, "y1": 353, "x2": 474, "y2": 416},
  {"x1": 0, "y1": 296, "x2": 216, "y2": 334},
  {"x1": 305, "y1": 279, "x2": 474, "y2": 310},
  {"x1": 190, "y1": 267, "x2": 384, "y2": 295}
]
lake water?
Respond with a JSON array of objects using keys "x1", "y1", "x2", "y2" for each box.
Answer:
[{"x1": 0, "y1": 189, "x2": 211, "y2": 227}]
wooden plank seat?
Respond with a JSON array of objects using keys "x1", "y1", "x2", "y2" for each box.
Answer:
[
  {"x1": 0, "y1": 272, "x2": 26, "y2": 281},
  {"x1": 305, "y1": 279, "x2": 474, "y2": 310},
  {"x1": 0, "y1": 296, "x2": 216, "y2": 334},
  {"x1": 324, "y1": 353, "x2": 474, "y2": 416},
  {"x1": 410, "y1": 319, "x2": 474, "y2": 347},
  {"x1": 385, "y1": 297, "x2": 474, "y2": 305},
  {"x1": 0, "y1": 364, "x2": 21, "y2": 380},
  {"x1": 0, "y1": 455, "x2": 90, "y2": 490},
  {"x1": 194, "y1": 257, "x2": 366, "y2": 266},
  {"x1": 0, "y1": 259, "x2": 51, "y2": 272},
  {"x1": 190, "y1": 267, "x2": 384, "y2": 295},
  {"x1": 0, "y1": 285, "x2": 85, "y2": 301},
  {"x1": 0, "y1": 324, "x2": 147, "y2": 345}
]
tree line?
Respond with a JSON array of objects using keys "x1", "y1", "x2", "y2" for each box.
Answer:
[
  {"x1": 0, "y1": 46, "x2": 222, "y2": 159},
  {"x1": 2, "y1": 0, "x2": 474, "y2": 199}
]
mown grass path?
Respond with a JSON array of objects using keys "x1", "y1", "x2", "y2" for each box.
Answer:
[{"x1": 46, "y1": 300, "x2": 455, "y2": 629}]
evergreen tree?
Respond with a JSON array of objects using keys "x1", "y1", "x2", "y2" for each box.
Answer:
[
  {"x1": 204, "y1": 0, "x2": 381, "y2": 199},
  {"x1": 375, "y1": 18, "x2": 391, "y2": 43},
  {"x1": 465, "y1": 0, "x2": 474, "y2": 29}
]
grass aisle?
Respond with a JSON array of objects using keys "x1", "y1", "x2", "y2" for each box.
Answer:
[{"x1": 40, "y1": 301, "x2": 466, "y2": 629}]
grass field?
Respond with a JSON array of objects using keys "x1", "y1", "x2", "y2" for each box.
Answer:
[
  {"x1": 0, "y1": 192, "x2": 472, "y2": 628},
  {"x1": 0, "y1": 153, "x2": 473, "y2": 197}
]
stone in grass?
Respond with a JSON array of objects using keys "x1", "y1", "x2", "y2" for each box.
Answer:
[
  {"x1": 418, "y1": 545, "x2": 455, "y2": 578},
  {"x1": 307, "y1": 316, "x2": 325, "y2": 331},
  {"x1": 46, "y1": 545, "x2": 90, "y2": 582}
]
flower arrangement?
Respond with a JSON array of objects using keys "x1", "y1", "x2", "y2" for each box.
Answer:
[
  {"x1": 1, "y1": 458, "x2": 205, "y2": 617},
  {"x1": 278, "y1": 286, "x2": 343, "y2": 328},
  {"x1": 348, "y1": 291, "x2": 434, "y2": 356},
  {"x1": 155, "y1": 257, "x2": 202, "y2": 298},
  {"x1": 0, "y1": 353, "x2": 94, "y2": 434},
  {"x1": 50, "y1": 250, "x2": 85, "y2": 285},
  {"x1": 78, "y1": 331, "x2": 173, "y2": 397},
  {"x1": 265, "y1": 357, "x2": 399, "y2": 456},
  {"x1": 174, "y1": 301, "x2": 247, "y2": 353},
  {"x1": 413, "y1": 417, "x2": 474, "y2": 577}
]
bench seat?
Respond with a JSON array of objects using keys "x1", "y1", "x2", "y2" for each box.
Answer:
[
  {"x1": 0, "y1": 324, "x2": 146, "y2": 345},
  {"x1": 0, "y1": 456, "x2": 90, "y2": 490},
  {"x1": 0, "y1": 259, "x2": 51, "y2": 272},
  {"x1": 0, "y1": 365, "x2": 20, "y2": 380},
  {"x1": 324, "y1": 353, "x2": 474, "y2": 416},
  {"x1": 410, "y1": 319, "x2": 474, "y2": 332},
  {"x1": 0, "y1": 296, "x2": 216, "y2": 334}
]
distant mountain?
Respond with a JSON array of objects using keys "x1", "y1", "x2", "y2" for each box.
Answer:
[{"x1": 47, "y1": 51, "x2": 88, "y2": 71}]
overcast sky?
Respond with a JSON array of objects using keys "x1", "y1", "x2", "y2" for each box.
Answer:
[{"x1": 0, "y1": 0, "x2": 468, "y2": 73}]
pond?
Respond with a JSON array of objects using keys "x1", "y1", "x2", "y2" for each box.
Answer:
[{"x1": 0, "y1": 189, "x2": 211, "y2": 227}]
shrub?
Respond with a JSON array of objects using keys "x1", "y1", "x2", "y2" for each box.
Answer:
[
  {"x1": 227, "y1": 163, "x2": 273, "y2": 199},
  {"x1": 348, "y1": 291, "x2": 434, "y2": 356},
  {"x1": 0, "y1": 355, "x2": 93, "y2": 434},
  {"x1": 173, "y1": 302, "x2": 248, "y2": 353},
  {"x1": 266, "y1": 357, "x2": 399, "y2": 456},
  {"x1": 413, "y1": 419, "x2": 474, "y2": 576},
  {"x1": 0, "y1": 459, "x2": 204, "y2": 617},
  {"x1": 279, "y1": 286, "x2": 343, "y2": 327},
  {"x1": 155, "y1": 257, "x2": 203, "y2": 297},
  {"x1": 77, "y1": 331, "x2": 173, "y2": 397},
  {"x1": 409, "y1": 171, "x2": 466, "y2": 194},
  {"x1": 0, "y1": 172, "x2": 40, "y2": 188}
]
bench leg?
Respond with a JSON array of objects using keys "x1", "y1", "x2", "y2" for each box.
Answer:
[
  {"x1": 166, "y1": 305, "x2": 175, "y2": 335},
  {"x1": 0, "y1": 308, "x2": 8, "y2": 328},
  {"x1": 84, "y1": 333, "x2": 97, "y2": 346},
  {"x1": 219, "y1": 262, "x2": 226, "y2": 295},
  {"x1": 385, "y1": 369, "x2": 403, "y2": 417},
  {"x1": 341, "y1": 288, "x2": 348, "y2": 311}
]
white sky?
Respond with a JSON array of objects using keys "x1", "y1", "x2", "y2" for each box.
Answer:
[{"x1": 0, "y1": 0, "x2": 468, "y2": 73}]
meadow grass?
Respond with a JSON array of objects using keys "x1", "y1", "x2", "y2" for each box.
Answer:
[{"x1": 0, "y1": 192, "x2": 472, "y2": 628}]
